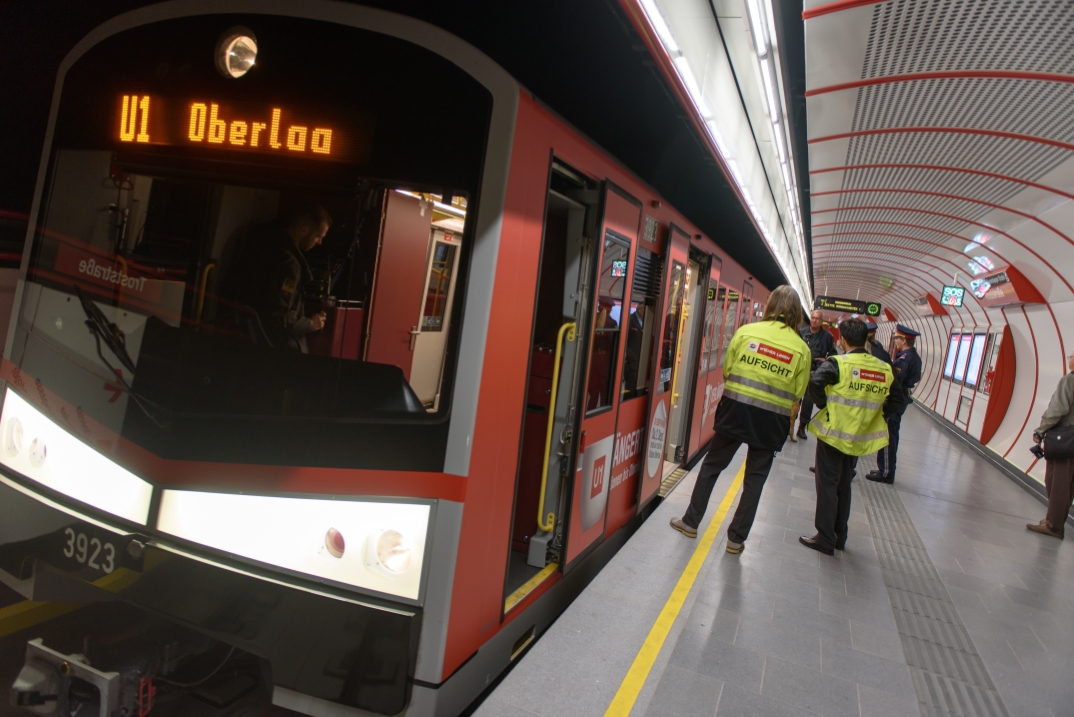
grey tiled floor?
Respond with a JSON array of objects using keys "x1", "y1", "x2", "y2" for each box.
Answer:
[{"x1": 473, "y1": 407, "x2": 1074, "y2": 717}]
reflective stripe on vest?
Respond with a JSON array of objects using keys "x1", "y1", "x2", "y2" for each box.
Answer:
[
  {"x1": 723, "y1": 320, "x2": 808, "y2": 417},
  {"x1": 724, "y1": 387, "x2": 793, "y2": 416},
  {"x1": 807, "y1": 352, "x2": 893, "y2": 456}
]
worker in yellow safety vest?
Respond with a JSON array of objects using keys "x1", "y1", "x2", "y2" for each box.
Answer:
[
  {"x1": 800, "y1": 318, "x2": 905, "y2": 556},
  {"x1": 671, "y1": 285, "x2": 810, "y2": 554}
]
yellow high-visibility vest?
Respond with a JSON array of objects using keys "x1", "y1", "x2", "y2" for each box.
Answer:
[
  {"x1": 722, "y1": 320, "x2": 810, "y2": 417},
  {"x1": 808, "y1": 352, "x2": 893, "y2": 455}
]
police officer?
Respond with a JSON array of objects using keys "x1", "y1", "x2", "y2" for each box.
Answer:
[
  {"x1": 867, "y1": 324, "x2": 922, "y2": 484},
  {"x1": 865, "y1": 321, "x2": 892, "y2": 364},
  {"x1": 796, "y1": 309, "x2": 837, "y2": 439},
  {"x1": 800, "y1": 318, "x2": 905, "y2": 555},
  {"x1": 671, "y1": 286, "x2": 810, "y2": 554}
]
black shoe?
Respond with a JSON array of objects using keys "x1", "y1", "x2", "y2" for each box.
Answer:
[
  {"x1": 835, "y1": 538, "x2": 846, "y2": 551},
  {"x1": 866, "y1": 472, "x2": 894, "y2": 484},
  {"x1": 799, "y1": 534, "x2": 835, "y2": 556},
  {"x1": 796, "y1": 427, "x2": 808, "y2": 440}
]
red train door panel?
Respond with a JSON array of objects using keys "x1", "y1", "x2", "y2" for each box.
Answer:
[
  {"x1": 364, "y1": 191, "x2": 431, "y2": 381},
  {"x1": 637, "y1": 224, "x2": 689, "y2": 507},
  {"x1": 564, "y1": 185, "x2": 640, "y2": 568},
  {"x1": 688, "y1": 259, "x2": 723, "y2": 458}
]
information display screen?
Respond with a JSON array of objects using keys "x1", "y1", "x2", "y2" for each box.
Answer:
[
  {"x1": 964, "y1": 334, "x2": 988, "y2": 388},
  {"x1": 943, "y1": 333, "x2": 960, "y2": 379},
  {"x1": 114, "y1": 93, "x2": 374, "y2": 164},
  {"x1": 953, "y1": 334, "x2": 974, "y2": 383},
  {"x1": 815, "y1": 295, "x2": 879, "y2": 315},
  {"x1": 940, "y1": 285, "x2": 965, "y2": 307}
]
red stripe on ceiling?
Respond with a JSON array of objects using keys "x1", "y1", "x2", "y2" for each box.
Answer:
[
  {"x1": 809, "y1": 163, "x2": 1074, "y2": 203},
  {"x1": 813, "y1": 231, "x2": 993, "y2": 272},
  {"x1": 805, "y1": 70, "x2": 1074, "y2": 97},
  {"x1": 809, "y1": 206, "x2": 1074, "y2": 295},
  {"x1": 802, "y1": 0, "x2": 882, "y2": 20},
  {"x1": 811, "y1": 187, "x2": 1074, "y2": 249},
  {"x1": 808, "y1": 126, "x2": 1074, "y2": 154}
]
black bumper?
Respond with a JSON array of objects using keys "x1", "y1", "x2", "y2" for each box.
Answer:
[{"x1": 0, "y1": 477, "x2": 421, "y2": 716}]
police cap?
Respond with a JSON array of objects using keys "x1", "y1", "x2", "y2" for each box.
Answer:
[
  {"x1": 895, "y1": 324, "x2": 921, "y2": 337},
  {"x1": 865, "y1": 321, "x2": 878, "y2": 331}
]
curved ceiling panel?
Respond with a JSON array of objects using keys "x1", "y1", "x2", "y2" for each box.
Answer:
[{"x1": 804, "y1": 0, "x2": 1074, "y2": 481}]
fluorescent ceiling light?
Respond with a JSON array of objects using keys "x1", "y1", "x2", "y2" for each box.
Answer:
[
  {"x1": 674, "y1": 56, "x2": 712, "y2": 118},
  {"x1": 640, "y1": 0, "x2": 680, "y2": 53},
  {"x1": 746, "y1": 0, "x2": 768, "y2": 55}
]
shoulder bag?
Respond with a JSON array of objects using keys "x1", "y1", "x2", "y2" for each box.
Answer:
[{"x1": 1042, "y1": 425, "x2": 1074, "y2": 460}]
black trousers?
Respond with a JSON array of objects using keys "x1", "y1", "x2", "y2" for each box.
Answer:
[
  {"x1": 797, "y1": 395, "x2": 815, "y2": 433},
  {"x1": 814, "y1": 440, "x2": 855, "y2": 550},
  {"x1": 875, "y1": 411, "x2": 903, "y2": 478},
  {"x1": 683, "y1": 432, "x2": 776, "y2": 543}
]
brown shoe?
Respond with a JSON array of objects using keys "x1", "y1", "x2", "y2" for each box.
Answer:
[
  {"x1": 670, "y1": 517, "x2": 697, "y2": 538},
  {"x1": 1027, "y1": 522, "x2": 1064, "y2": 539}
]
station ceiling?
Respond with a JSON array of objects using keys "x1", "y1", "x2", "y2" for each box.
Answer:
[
  {"x1": 2, "y1": 0, "x2": 808, "y2": 292},
  {"x1": 804, "y1": 0, "x2": 1074, "y2": 323}
]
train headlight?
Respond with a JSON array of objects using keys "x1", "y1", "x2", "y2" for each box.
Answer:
[
  {"x1": 157, "y1": 491, "x2": 431, "y2": 601},
  {"x1": 215, "y1": 28, "x2": 258, "y2": 79},
  {"x1": 0, "y1": 388, "x2": 153, "y2": 524},
  {"x1": 5, "y1": 416, "x2": 23, "y2": 457},
  {"x1": 366, "y1": 529, "x2": 412, "y2": 576}
]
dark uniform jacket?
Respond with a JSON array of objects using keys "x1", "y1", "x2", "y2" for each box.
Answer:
[
  {"x1": 892, "y1": 347, "x2": 922, "y2": 399},
  {"x1": 807, "y1": 348, "x2": 906, "y2": 419},
  {"x1": 866, "y1": 339, "x2": 892, "y2": 365},
  {"x1": 802, "y1": 327, "x2": 837, "y2": 368},
  {"x1": 228, "y1": 227, "x2": 317, "y2": 352}
]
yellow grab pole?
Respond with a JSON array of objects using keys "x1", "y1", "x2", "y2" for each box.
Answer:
[{"x1": 537, "y1": 321, "x2": 576, "y2": 532}]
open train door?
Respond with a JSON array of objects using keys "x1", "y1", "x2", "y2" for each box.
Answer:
[
  {"x1": 561, "y1": 183, "x2": 642, "y2": 570},
  {"x1": 636, "y1": 223, "x2": 690, "y2": 508}
]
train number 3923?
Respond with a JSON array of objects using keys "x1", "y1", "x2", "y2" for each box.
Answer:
[{"x1": 62, "y1": 527, "x2": 116, "y2": 574}]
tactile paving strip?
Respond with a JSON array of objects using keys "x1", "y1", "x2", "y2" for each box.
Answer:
[{"x1": 858, "y1": 480, "x2": 1011, "y2": 717}]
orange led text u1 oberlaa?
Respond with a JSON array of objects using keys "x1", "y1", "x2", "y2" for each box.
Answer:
[
  {"x1": 187, "y1": 103, "x2": 332, "y2": 155},
  {"x1": 119, "y1": 95, "x2": 151, "y2": 143}
]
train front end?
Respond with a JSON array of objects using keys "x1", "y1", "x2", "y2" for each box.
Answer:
[{"x1": 0, "y1": 4, "x2": 516, "y2": 716}]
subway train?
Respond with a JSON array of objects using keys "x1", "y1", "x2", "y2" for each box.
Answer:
[{"x1": 0, "y1": 4, "x2": 772, "y2": 716}]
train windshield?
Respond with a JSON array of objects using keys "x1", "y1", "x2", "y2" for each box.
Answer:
[{"x1": 10, "y1": 16, "x2": 492, "y2": 472}]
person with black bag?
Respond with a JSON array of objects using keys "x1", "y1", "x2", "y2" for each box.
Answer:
[{"x1": 1027, "y1": 350, "x2": 1074, "y2": 539}]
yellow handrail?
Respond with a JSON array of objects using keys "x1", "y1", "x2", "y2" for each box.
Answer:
[
  {"x1": 196, "y1": 262, "x2": 215, "y2": 327},
  {"x1": 669, "y1": 274, "x2": 689, "y2": 407},
  {"x1": 538, "y1": 321, "x2": 576, "y2": 533}
]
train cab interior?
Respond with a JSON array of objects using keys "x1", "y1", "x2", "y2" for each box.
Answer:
[{"x1": 15, "y1": 147, "x2": 469, "y2": 465}]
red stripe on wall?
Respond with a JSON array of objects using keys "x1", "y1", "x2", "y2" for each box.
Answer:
[
  {"x1": 809, "y1": 163, "x2": 1074, "y2": 203},
  {"x1": 805, "y1": 70, "x2": 1074, "y2": 97},
  {"x1": 808, "y1": 126, "x2": 1074, "y2": 154}
]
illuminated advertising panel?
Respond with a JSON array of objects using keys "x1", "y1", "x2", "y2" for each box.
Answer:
[
  {"x1": 964, "y1": 334, "x2": 988, "y2": 389},
  {"x1": 943, "y1": 333, "x2": 960, "y2": 379},
  {"x1": 953, "y1": 334, "x2": 974, "y2": 383}
]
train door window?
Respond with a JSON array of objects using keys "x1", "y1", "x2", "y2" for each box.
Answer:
[
  {"x1": 664, "y1": 258, "x2": 703, "y2": 463},
  {"x1": 709, "y1": 286, "x2": 728, "y2": 371},
  {"x1": 721, "y1": 289, "x2": 740, "y2": 354},
  {"x1": 409, "y1": 226, "x2": 462, "y2": 408},
  {"x1": 699, "y1": 279, "x2": 716, "y2": 377},
  {"x1": 658, "y1": 262, "x2": 686, "y2": 394},
  {"x1": 621, "y1": 246, "x2": 661, "y2": 401},
  {"x1": 739, "y1": 282, "x2": 754, "y2": 327},
  {"x1": 586, "y1": 234, "x2": 630, "y2": 413}
]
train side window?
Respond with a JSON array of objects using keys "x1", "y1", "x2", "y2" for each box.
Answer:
[
  {"x1": 621, "y1": 247, "x2": 661, "y2": 401},
  {"x1": 720, "y1": 289, "x2": 739, "y2": 354},
  {"x1": 585, "y1": 235, "x2": 630, "y2": 414},
  {"x1": 658, "y1": 262, "x2": 686, "y2": 394},
  {"x1": 708, "y1": 285, "x2": 727, "y2": 371}
]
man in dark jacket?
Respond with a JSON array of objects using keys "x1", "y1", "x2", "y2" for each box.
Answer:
[
  {"x1": 865, "y1": 321, "x2": 892, "y2": 364},
  {"x1": 228, "y1": 205, "x2": 330, "y2": 352},
  {"x1": 796, "y1": 309, "x2": 837, "y2": 439}
]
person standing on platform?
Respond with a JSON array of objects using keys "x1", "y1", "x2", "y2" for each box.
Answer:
[
  {"x1": 800, "y1": 319, "x2": 905, "y2": 555},
  {"x1": 670, "y1": 286, "x2": 810, "y2": 554},
  {"x1": 1027, "y1": 350, "x2": 1074, "y2": 539},
  {"x1": 865, "y1": 321, "x2": 892, "y2": 364},
  {"x1": 796, "y1": 309, "x2": 837, "y2": 440},
  {"x1": 867, "y1": 324, "x2": 921, "y2": 484}
]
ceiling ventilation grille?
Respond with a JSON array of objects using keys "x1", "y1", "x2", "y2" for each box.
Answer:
[{"x1": 861, "y1": 0, "x2": 1074, "y2": 79}]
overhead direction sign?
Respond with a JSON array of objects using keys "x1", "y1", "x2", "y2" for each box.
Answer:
[{"x1": 815, "y1": 295, "x2": 879, "y2": 315}]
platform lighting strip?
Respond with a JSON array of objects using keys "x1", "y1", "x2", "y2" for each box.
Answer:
[{"x1": 638, "y1": 0, "x2": 809, "y2": 303}]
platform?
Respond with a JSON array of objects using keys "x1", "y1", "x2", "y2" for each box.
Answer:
[{"x1": 474, "y1": 406, "x2": 1074, "y2": 717}]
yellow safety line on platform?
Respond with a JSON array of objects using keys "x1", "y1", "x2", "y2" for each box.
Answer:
[
  {"x1": 603, "y1": 463, "x2": 745, "y2": 717},
  {"x1": 504, "y1": 561, "x2": 559, "y2": 614}
]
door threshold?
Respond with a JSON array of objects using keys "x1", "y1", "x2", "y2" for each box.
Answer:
[{"x1": 504, "y1": 562, "x2": 559, "y2": 614}]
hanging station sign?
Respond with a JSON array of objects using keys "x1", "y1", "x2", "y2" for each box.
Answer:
[{"x1": 814, "y1": 295, "x2": 881, "y2": 317}]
